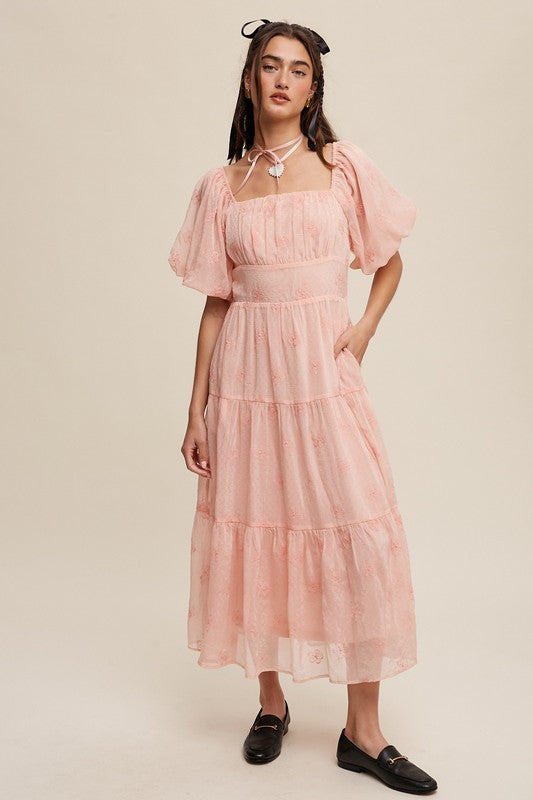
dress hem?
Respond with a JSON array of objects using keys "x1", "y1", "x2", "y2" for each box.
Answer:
[{"x1": 188, "y1": 644, "x2": 417, "y2": 685}]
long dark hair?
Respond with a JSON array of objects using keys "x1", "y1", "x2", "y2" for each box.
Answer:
[{"x1": 227, "y1": 21, "x2": 338, "y2": 170}]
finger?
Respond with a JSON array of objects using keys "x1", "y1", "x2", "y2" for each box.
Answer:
[
  {"x1": 333, "y1": 340, "x2": 348, "y2": 359},
  {"x1": 182, "y1": 442, "x2": 211, "y2": 477},
  {"x1": 196, "y1": 441, "x2": 211, "y2": 474}
]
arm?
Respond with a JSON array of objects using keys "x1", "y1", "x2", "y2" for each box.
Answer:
[
  {"x1": 333, "y1": 251, "x2": 403, "y2": 364},
  {"x1": 181, "y1": 296, "x2": 231, "y2": 477}
]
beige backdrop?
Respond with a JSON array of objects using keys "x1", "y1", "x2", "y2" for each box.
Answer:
[{"x1": 3, "y1": 1, "x2": 532, "y2": 798}]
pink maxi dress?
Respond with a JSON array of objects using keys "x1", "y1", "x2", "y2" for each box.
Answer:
[{"x1": 168, "y1": 138, "x2": 418, "y2": 684}]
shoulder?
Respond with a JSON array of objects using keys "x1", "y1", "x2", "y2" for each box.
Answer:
[
  {"x1": 322, "y1": 140, "x2": 334, "y2": 161},
  {"x1": 333, "y1": 138, "x2": 375, "y2": 172},
  {"x1": 185, "y1": 165, "x2": 231, "y2": 207},
  {"x1": 331, "y1": 139, "x2": 365, "y2": 203},
  {"x1": 332, "y1": 138, "x2": 396, "y2": 203},
  {"x1": 194, "y1": 165, "x2": 224, "y2": 191}
]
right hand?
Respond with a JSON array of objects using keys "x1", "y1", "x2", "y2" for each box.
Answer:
[{"x1": 181, "y1": 416, "x2": 211, "y2": 477}]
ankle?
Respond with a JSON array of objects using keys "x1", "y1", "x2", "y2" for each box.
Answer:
[
  {"x1": 259, "y1": 688, "x2": 285, "y2": 706},
  {"x1": 345, "y1": 726, "x2": 388, "y2": 758}
]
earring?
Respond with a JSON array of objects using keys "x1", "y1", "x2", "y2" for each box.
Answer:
[
  {"x1": 305, "y1": 97, "x2": 312, "y2": 108},
  {"x1": 245, "y1": 87, "x2": 251, "y2": 99}
]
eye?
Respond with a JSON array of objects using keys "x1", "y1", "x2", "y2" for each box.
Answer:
[{"x1": 262, "y1": 64, "x2": 307, "y2": 77}]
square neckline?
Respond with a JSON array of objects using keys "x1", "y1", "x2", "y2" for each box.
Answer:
[{"x1": 219, "y1": 140, "x2": 339, "y2": 205}]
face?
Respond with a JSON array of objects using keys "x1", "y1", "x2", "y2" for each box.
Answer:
[{"x1": 245, "y1": 35, "x2": 317, "y2": 117}]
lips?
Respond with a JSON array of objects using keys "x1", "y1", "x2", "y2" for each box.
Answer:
[{"x1": 271, "y1": 93, "x2": 289, "y2": 101}]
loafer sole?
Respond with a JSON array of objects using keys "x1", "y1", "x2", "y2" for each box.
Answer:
[
  {"x1": 337, "y1": 758, "x2": 437, "y2": 794},
  {"x1": 336, "y1": 730, "x2": 437, "y2": 794}
]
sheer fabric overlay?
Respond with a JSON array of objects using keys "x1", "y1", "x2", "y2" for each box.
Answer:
[{"x1": 168, "y1": 139, "x2": 418, "y2": 683}]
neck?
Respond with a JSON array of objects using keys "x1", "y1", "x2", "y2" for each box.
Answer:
[{"x1": 253, "y1": 120, "x2": 304, "y2": 150}]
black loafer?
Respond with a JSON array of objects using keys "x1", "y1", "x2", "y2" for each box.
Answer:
[
  {"x1": 243, "y1": 700, "x2": 290, "y2": 764},
  {"x1": 336, "y1": 728, "x2": 438, "y2": 794}
]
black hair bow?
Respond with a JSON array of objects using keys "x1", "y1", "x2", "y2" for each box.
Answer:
[{"x1": 241, "y1": 19, "x2": 330, "y2": 55}]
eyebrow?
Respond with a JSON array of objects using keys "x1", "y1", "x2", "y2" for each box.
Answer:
[{"x1": 261, "y1": 54, "x2": 311, "y2": 69}]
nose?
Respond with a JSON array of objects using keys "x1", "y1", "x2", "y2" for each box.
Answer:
[{"x1": 275, "y1": 73, "x2": 289, "y2": 89}]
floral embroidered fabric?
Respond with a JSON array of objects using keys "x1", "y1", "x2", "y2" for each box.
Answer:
[{"x1": 168, "y1": 139, "x2": 418, "y2": 683}]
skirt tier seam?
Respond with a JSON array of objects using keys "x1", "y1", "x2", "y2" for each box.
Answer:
[
  {"x1": 194, "y1": 503, "x2": 401, "y2": 532},
  {"x1": 208, "y1": 386, "x2": 365, "y2": 404}
]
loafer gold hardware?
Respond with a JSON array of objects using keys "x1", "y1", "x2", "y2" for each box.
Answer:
[{"x1": 387, "y1": 755, "x2": 408, "y2": 765}]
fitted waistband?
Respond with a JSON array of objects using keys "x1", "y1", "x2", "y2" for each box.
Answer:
[{"x1": 230, "y1": 258, "x2": 350, "y2": 303}]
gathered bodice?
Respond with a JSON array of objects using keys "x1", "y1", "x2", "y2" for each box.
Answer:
[{"x1": 220, "y1": 177, "x2": 350, "y2": 269}]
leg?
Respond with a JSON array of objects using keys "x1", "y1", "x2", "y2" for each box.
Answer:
[
  {"x1": 344, "y1": 680, "x2": 389, "y2": 759},
  {"x1": 258, "y1": 670, "x2": 286, "y2": 720}
]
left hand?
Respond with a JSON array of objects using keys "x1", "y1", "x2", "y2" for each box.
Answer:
[{"x1": 333, "y1": 319, "x2": 375, "y2": 365}]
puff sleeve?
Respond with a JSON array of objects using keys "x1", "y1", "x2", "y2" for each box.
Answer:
[
  {"x1": 167, "y1": 167, "x2": 234, "y2": 300},
  {"x1": 334, "y1": 139, "x2": 418, "y2": 274}
]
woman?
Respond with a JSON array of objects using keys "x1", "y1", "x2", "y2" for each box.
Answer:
[{"x1": 168, "y1": 19, "x2": 437, "y2": 795}]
